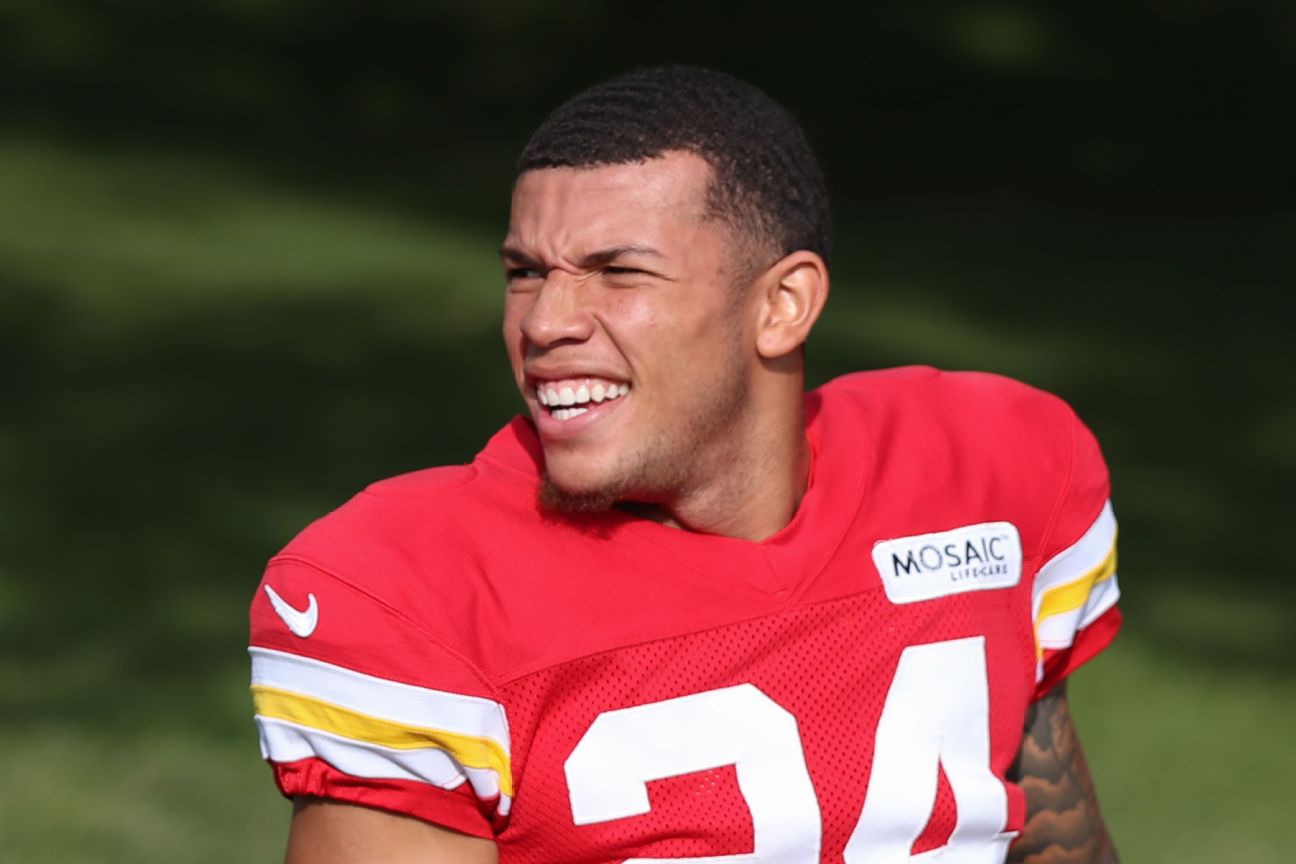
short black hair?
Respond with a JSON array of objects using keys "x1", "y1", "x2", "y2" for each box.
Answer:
[{"x1": 517, "y1": 65, "x2": 832, "y2": 266}]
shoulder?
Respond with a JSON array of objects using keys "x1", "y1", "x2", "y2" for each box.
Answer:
[
  {"x1": 253, "y1": 420, "x2": 545, "y2": 672},
  {"x1": 249, "y1": 463, "x2": 520, "y2": 834},
  {"x1": 248, "y1": 425, "x2": 541, "y2": 833},
  {"x1": 814, "y1": 366, "x2": 1109, "y2": 532},
  {"x1": 817, "y1": 365, "x2": 1078, "y2": 424},
  {"x1": 275, "y1": 418, "x2": 543, "y2": 593},
  {"x1": 816, "y1": 365, "x2": 1088, "y2": 460},
  {"x1": 278, "y1": 463, "x2": 502, "y2": 583}
]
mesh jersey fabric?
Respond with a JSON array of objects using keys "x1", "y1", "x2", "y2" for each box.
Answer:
[{"x1": 248, "y1": 365, "x2": 1121, "y2": 861}]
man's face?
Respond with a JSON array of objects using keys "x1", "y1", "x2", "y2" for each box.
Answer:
[{"x1": 501, "y1": 152, "x2": 759, "y2": 512}]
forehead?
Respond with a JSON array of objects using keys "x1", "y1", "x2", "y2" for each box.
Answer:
[{"x1": 505, "y1": 152, "x2": 715, "y2": 258}]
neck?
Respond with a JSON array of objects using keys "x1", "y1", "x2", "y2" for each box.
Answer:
[{"x1": 623, "y1": 380, "x2": 811, "y2": 541}]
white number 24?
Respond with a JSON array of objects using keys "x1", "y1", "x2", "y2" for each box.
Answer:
[{"x1": 564, "y1": 636, "x2": 1017, "y2": 862}]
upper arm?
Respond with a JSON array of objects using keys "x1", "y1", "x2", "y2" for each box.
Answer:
[
  {"x1": 250, "y1": 558, "x2": 514, "y2": 838},
  {"x1": 1007, "y1": 682, "x2": 1118, "y2": 864},
  {"x1": 286, "y1": 798, "x2": 498, "y2": 864},
  {"x1": 1030, "y1": 410, "x2": 1121, "y2": 701}
]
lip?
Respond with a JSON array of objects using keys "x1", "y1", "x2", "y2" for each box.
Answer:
[
  {"x1": 525, "y1": 363, "x2": 628, "y2": 384},
  {"x1": 530, "y1": 387, "x2": 630, "y2": 441}
]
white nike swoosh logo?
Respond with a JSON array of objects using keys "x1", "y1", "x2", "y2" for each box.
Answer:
[{"x1": 264, "y1": 584, "x2": 319, "y2": 638}]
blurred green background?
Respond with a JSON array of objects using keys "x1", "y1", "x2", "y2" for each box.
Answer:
[{"x1": 1, "y1": 2, "x2": 1292, "y2": 861}]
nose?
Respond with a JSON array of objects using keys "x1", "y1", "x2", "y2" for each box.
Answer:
[{"x1": 519, "y1": 272, "x2": 594, "y2": 350}]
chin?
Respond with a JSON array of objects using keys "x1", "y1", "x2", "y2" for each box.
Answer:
[
  {"x1": 537, "y1": 473, "x2": 623, "y2": 515},
  {"x1": 540, "y1": 452, "x2": 614, "y2": 496}
]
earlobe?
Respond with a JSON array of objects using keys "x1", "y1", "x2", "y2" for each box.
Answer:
[{"x1": 755, "y1": 251, "x2": 830, "y2": 360}]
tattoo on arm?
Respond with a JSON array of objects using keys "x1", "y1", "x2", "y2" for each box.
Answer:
[{"x1": 1007, "y1": 681, "x2": 1118, "y2": 864}]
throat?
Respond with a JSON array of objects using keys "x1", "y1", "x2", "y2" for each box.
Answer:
[
  {"x1": 623, "y1": 436, "x2": 812, "y2": 542},
  {"x1": 617, "y1": 501, "x2": 681, "y2": 529}
]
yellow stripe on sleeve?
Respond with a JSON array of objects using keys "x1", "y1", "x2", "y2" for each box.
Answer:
[
  {"x1": 1036, "y1": 543, "x2": 1116, "y2": 622},
  {"x1": 1033, "y1": 541, "x2": 1117, "y2": 659},
  {"x1": 252, "y1": 684, "x2": 513, "y2": 796}
]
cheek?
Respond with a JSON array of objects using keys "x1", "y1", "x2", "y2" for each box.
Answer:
[
  {"x1": 600, "y1": 288, "x2": 654, "y2": 325},
  {"x1": 596, "y1": 292, "x2": 661, "y2": 355},
  {"x1": 501, "y1": 301, "x2": 530, "y2": 372},
  {"x1": 631, "y1": 299, "x2": 731, "y2": 362},
  {"x1": 501, "y1": 291, "x2": 529, "y2": 329},
  {"x1": 670, "y1": 302, "x2": 743, "y2": 359}
]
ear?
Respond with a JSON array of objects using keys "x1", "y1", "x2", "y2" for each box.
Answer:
[{"x1": 753, "y1": 250, "x2": 830, "y2": 360}]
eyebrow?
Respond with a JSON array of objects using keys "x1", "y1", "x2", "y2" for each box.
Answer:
[
  {"x1": 498, "y1": 245, "x2": 541, "y2": 267},
  {"x1": 575, "y1": 245, "x2": 664, "y2": 269},
  {"x1": 498, "y1": 244, "x2": 665, "y2": 269}
]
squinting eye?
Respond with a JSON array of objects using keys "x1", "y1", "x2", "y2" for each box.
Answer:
[
  {"x1": 506, "y1": 268, "x2": 543, "y2": 281},
  {"x1": 603, "y1": 267, "x2": 642, "y2": 276}
]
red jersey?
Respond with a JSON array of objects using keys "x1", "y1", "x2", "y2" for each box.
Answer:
[{"x1": 249, "y1": 367, "x2": 1120, "y2": 862}]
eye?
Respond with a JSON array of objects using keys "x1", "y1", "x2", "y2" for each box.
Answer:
[
  {"x1": 603, "y1": 266, "x2": 646, "y2": 278},
  {"x1": 506, "y1": 267, "x2": 544, "y2": 281}
]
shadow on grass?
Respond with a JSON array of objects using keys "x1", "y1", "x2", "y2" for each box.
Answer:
[{"x1": 0, "y1": 275, "x2": 519, "y2": 737}]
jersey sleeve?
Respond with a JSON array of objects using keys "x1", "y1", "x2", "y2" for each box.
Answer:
[
  {"x1": 1029, "y1": 410, "x2": 1122, "y2": 699},
  {"x1": 249, "y1": 554, "x2": 512, "y2": 838}
]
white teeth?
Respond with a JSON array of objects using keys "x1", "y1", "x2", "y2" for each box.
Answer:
[{"x1": 535, "y1": 379, "x2": 631, "y2": 413}]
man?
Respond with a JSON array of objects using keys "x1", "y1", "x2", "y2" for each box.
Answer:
[{"x1": 249, "y1": 66, "x2": 1121, "y2": 863}]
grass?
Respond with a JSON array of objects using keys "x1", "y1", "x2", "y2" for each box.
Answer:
[
  {"x1": 1073, "y1": 588, "x2": 1296, "y2": 860},
  {"x1": 1, "y1": 134, "x2": 1291, "y2": 862}
]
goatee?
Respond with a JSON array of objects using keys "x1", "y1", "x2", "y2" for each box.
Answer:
[{"x1": 537, "y1": 474, "x2": 623, "y2": 514}]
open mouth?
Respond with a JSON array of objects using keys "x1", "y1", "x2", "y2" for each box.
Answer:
[{"x1": 534, "y1": 377, "x2": 631, "y2": 421}]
